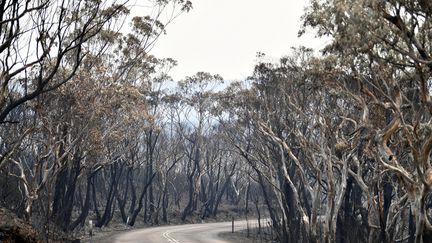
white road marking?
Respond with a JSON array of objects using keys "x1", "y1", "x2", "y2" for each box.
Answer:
[{"x1": 162, "y1": 230, "x2": 181, "y2": 243}]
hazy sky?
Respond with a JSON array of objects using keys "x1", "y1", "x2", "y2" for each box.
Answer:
[{"x1": 150, "y1": 0, "x2": 322, "y2": 81}]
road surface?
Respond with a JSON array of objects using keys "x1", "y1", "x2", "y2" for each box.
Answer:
[{"x1": 106, "y1": 220, "x2": 250, "y2": 243}]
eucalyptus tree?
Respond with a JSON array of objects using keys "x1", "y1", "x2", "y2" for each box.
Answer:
[
  {"x1": 302, "y1": 0, "x2": 432, "y2": 241},
  {"x1": 215, "y1": 48, "x2": 362, "y2": 243},
  {"x1": 172, "y1": 72, "x2": 224, "y2": 221},
  {"x1": 0, "y1": 0, "x2": 192, "y2": 239},
  {"x1": 0, "y1": 1, "x2": 130, "y2": 239}
]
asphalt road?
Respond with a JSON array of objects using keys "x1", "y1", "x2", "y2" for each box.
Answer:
[{"x1": 106, "y1": 220, "x2": 249, "y2": 243}]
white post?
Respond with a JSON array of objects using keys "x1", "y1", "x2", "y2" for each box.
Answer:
[{"x1": 89, "y1": 220, "x2": 93, "y2": 242}]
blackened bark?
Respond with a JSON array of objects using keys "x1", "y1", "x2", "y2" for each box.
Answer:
[
  {"x1": 256, "y1": 170, "x2": 284, "y2": 242},
  {"x1": 181, "y1": 174, "x2": 195, "y2": 221},
  {"x1": 52, "y1": 148, "x2": 82, "y2": 231},
  {"x1": 382, "y1": 176, "x2": 393, "y2": 243},
  {"x1": 95, "y1": 163, "x2": 123, "y2": 227},
  {"x1": 128, "y1": 172, "x2": 137, "y2": 218},
  {"x1": 408, "y1": 209, "x2": 416, "y2": 243},
  {"x1": 69, "y1": 174, "x2": 93, "y2": 231},
  {"x1": 212, "y1": 177, "x2": 231, "y2": 217},
  {"x1": 91, "y1": 176, "x2": 101, "y2": 223},
  {"x1": 128, "y1": 172, "x2": 157, "y2": 226},
  {"x1": 116, "y1": 168, "x2": 131, "y2": 223},
  {"x1": 162, "y1": 181, "x2": 169, "y2": 223}
]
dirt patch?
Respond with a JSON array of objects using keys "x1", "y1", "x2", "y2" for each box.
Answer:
[{"x1": 79, "y1": 223, "x2": 132, "y2": 242}]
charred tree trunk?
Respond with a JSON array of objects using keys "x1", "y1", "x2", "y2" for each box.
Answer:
[
  {"x1": 377, "y1": 176, "x2": 393, "y2": 243},
  {"x1": 162, "y1": 180, "x2": 169, "y2": 223},
  {"x1": 91, "y1": 176, "x2": 101, "y2": 223},
  {"x1": 52, "y1": 149, "x2": 82, "y2": 231},
  {"x1": 144, "y1": 130, "x2": 159, "y2": 223},
  {"x1": 128, "y1": 172, "x2": 156, "y2": 226},
  {"x1": 182, "y1": 173, "x2": 196, "y2": 221},
  {"x1": 211, "y1": 177, "x2": 231, "y2": 217},
  {"x1": 116, "y1": 168, "x2": 131, "y2": 224},
  {"x1": 95, "y1": 163, "x2": 124, "y2": 227},
  {"x1": 69, "y1": 172, "x2": 94, "y2": 231}
]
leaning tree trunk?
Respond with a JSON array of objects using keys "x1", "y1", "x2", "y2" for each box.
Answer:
[
  {"x1": 128, "y1": 172, "x2": 156, "y2": 226},
  {"x1": 116, "y1": 168, "x2": 131, "y2": 224},
  {"x1": 182, "y1": 173, "x2": 196, "y2": 221},
  {"x1": 95, "y1": 163, "x2": 123, "y2": 227},
  {"x1": 69, "y1": 172, "x2": 95, "y2": 231}
]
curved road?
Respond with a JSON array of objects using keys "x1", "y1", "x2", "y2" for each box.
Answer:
[{"x1": 106, "y1": 220, "x2": 249, "y2": 243}]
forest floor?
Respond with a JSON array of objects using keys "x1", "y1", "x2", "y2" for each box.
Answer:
[
  {"x1": 218, "y1": 218, "x2": 276, "y2": 243},
  {"x1": 218, "y1": 226, "x2": 276, "y2": 243}
]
